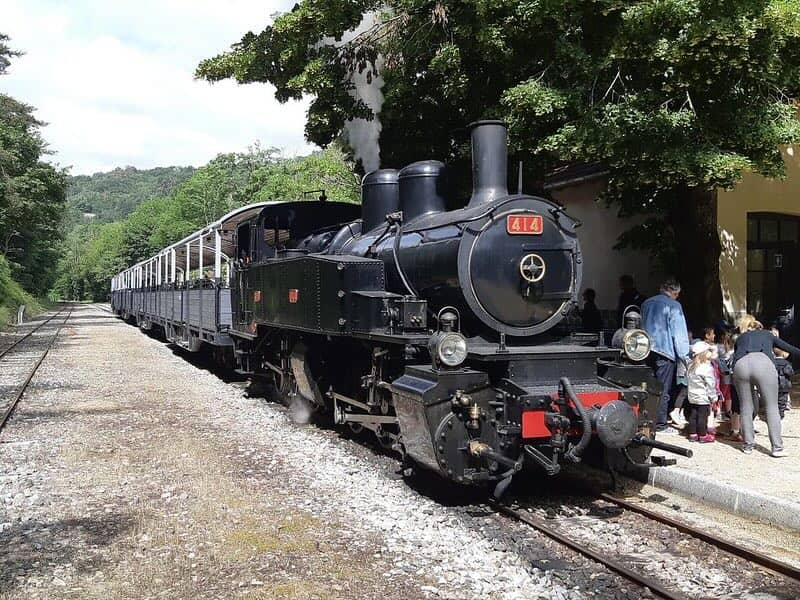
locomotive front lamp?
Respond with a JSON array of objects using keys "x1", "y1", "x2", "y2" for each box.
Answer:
[
  {"x1": 429, "y1": 308, "x2": 468, "y2": 368},
  {"x1": 621, "y1": 329, "x2": 651, "y2": 362},
  {"x1": 437, "y1": 332, "x2": 468, "y2": 367}
]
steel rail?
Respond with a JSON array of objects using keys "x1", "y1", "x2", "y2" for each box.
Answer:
[
  {"x1": 92, "y1": 303, "x2": 113, "y2": 314},
  {"x1": 0, "y1": 306, "x2": 68, "y2": 361},
  {"x1": 491, "y1": 501, "x2": 686, "y2": 600},
  {"x1": 0, "y1": 308, "x2": 73, "y2": 434},
  {"x1": 599, "y1": 492, "x2": 800, "y2": 582}
]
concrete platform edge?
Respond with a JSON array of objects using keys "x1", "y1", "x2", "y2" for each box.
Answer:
[{"x1": 645, "y1": 466, "x2": 800, "y2": 532}]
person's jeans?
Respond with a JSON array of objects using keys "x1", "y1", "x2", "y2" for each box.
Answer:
[{"x1": 649, "y1": 354, "x2": 677, "y2": 429}]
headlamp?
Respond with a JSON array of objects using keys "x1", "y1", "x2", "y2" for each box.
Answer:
[
  {"x1": 622, "y1": 329, "x2": 651, "y2": 362},
  {"x1": 435, "y1": 332, "x2": 468, "y2": 367}
]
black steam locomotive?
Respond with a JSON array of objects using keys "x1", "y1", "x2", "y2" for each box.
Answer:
[{"x1": 112, "y1": 121, "x2": 686, "y2": 495}]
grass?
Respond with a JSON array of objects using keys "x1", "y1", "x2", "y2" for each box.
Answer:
[
  {"x1": 242, "y1": 581, "x2": 332, "y2": 600},
  {"x1": 0, "y1": 256, "x2": 46, "y2": 327},
  {"x1": 225, "y1": 514, "x2": 318, "y2": 558}
]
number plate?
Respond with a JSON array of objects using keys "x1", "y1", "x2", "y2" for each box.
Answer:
[{"x1": 506, "y1": 214, "x2": 543, "y2": 235}]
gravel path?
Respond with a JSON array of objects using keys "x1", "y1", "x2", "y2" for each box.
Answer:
[{"x1": 0, "y1": 304, "x2": 578, "y2": 599}]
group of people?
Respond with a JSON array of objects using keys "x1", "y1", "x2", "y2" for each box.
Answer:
[
  {"x1": 641, "y1": 278, "x2": 798, "y2": 458},
  {"x1": 579, "y1": 275, "x2": 645, "y2": 333}
]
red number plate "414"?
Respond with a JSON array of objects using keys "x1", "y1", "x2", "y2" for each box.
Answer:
[{"x1": 506, "y1": 214, "x2": 543, "y2": 235}]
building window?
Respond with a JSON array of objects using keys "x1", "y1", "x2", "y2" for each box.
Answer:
[{"x1": 747, "y1": 213, "x2": 800, "y2": 323}]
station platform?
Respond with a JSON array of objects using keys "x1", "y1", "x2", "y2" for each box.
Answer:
[{"x1": 641, "y1": 390, "x2": 800, "y2": 532}]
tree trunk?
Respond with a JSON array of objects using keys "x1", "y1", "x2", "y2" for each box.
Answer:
[{"x1": 665, "y1": 187, "x2": 723, "y2": 330}]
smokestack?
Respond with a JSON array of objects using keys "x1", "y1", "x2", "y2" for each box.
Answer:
[{"x1": 468, "y1": 120, "x2": 509, "y2": 207}]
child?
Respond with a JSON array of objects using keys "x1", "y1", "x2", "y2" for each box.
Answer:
[
  {"x1": 687, "y1": 340, "x2": 718, "y2": 442},
  {"x1": 716, "y1": 331, "x2": 734, "y2": 414},
  {"x1": 775, "y1": 348, "x2": 794, "y2": 419}
]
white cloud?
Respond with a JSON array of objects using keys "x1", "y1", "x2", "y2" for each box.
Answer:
[{"x1": 1, "y1": 0, "x2": 313, "y2": 174}]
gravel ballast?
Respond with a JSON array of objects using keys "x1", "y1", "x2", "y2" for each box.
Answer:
[{"x1": 1, "y1": 304, "x2": 575, "y2": 599}]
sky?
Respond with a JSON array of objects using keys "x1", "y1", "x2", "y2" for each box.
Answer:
[{"x1": 1, "y1": 0, "x2": 313, "y2": 175}]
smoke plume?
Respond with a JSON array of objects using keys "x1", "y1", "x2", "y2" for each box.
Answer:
[{"x1": 323, "y1": 14, "x2": 384, "y2": 173}]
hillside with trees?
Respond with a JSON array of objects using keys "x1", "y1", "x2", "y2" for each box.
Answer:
[
  {"x1": 66, "y1": 165, "x2": 196, "y2": 226},
  {"x1": 197, "y1": 0, "x2": 800, "y2": 325},
  {"x1": 54, "y1": 145, "x2": 359, "y2": 301}
]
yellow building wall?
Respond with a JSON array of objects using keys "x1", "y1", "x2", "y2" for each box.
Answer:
[{"x1": 717, "y1": 146, "x2": 800, "y2": 319}]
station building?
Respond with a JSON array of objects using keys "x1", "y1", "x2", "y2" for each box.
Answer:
[{"x1": 548, "y1": 146, "x2": 800, "y2": 328}]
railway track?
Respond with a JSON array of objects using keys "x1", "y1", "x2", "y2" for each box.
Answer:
[
  {"x1": 492, "y1": 500, "x2": 684, "y2": 599},
  {"x1": 0, "y1": 307, "x2": 67, "y2": 360},
  {"x1": 493, "y1": 491, "x2": 800, "y2": 600},
  {"x1": 0, "y1": 306, "x2": 73, "y2": 434}
]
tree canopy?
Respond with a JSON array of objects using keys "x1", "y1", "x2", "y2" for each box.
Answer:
[
  {"x1": 197, "y1": 1, "x2": 800, "y2": 322},
  {"x1": 198, "y1": 1, "x2": 800, "y2": 192},
  {"x1": 54, "y1": 145, "x2": 359, "y2": 301},
  {"x1": 0, "y1": 35, "x2": 67, "y2": 297},
  {"x1": 67, "y1": 165, "x2": 197, "y2": 226}
]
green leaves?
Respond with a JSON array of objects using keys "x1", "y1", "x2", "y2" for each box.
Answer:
[
  {"x1": 0, "y1": 33, "x2": 21, "y2": 76},
  {"x1": 55, "y1": 146, "x2": 360, "y2": 300},
  {"x1": 193, "y1": 0, "x2": 800, "y2": 288},
  {"x1": 0, "y1": 90, "x2": 67, "y2": 296}
]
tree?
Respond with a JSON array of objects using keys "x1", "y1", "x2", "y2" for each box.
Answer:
[
  {"x1": 197, "y1": 1, "x2": 800, "y2": 326},
  {"x1": 54, "y1": 145, "x2": 359, "y2": 300},
  {"x1": 0, "y1": 37, "x2": 68, "y2": 296},
  {"x1": 0, "y1": 33, "x2": 21, "y2": 75}
]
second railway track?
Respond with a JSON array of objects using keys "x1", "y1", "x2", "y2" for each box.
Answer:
[
  {"x1": 492, "y1": 490, "x2": 800, "y2": 600},
  {"x1": 0, "y1": 306, "x2": 73, "y2": 434}
]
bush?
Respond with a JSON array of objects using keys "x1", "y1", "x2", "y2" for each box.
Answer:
[{"x1": 0, "y1": 255, "x2": 43, "y2": 326}]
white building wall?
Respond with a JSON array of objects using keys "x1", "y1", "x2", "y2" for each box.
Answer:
[{"x1": 551, "y1": 181, "x2": 663, "y2": 311}]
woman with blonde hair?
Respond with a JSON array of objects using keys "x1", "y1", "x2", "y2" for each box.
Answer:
[{"x1": 732, "y1": 314, "x2": 800, "y2": 456}]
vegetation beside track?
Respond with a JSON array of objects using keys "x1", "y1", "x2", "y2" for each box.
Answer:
[
  {"x1": 53, "y1": 145, "x2": 360, "y2": 302},
  {"x1": 0, "y1": 256, "x2": 45, "y2": 327}
]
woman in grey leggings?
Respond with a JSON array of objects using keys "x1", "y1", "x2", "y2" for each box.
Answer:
[{"x1": 732, "y1": 315, "x2": 800, "y2": 457}]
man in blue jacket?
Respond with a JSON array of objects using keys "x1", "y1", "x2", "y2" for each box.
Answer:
[{"x1": 641, "y1": 278, "x2": 691, "y2": 433}]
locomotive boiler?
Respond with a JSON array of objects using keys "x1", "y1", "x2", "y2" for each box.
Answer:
[{"x1": 112, "y1": 120, "x2": 689, "y2": 496}]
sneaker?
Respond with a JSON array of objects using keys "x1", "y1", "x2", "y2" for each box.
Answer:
[
  {"x1": 699, "y1": 434, "x2": 715, "y2": 443},
  {"x1": 771, "y1": 449, "x2": 788, "y2": 458},
  {"x1": 688, "y1": 434, "x2": 699, "y2": 442},
  {"x1": 656, "y1": 426, "x2": 679, "y2": 435},
  {"x1": 670, "y1": 409, "x2": 687, "y2": 427},
  {"x1": 742, "y1": 446, "x2": 753, "y2": 455}
]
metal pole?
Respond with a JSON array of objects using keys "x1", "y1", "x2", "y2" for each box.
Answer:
[
  {"x1": 186, "y1": 242, "x2": 191, "y2": 284},
  {"x1": 214, "y1": 229, "x2": 221, "y2": 280},
  {"x1": 199, "y1": 236, "x2": 204, "y2": 277},
  {"x1": 171, "y1": 249, "x2": 176, "y2": 283}
]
